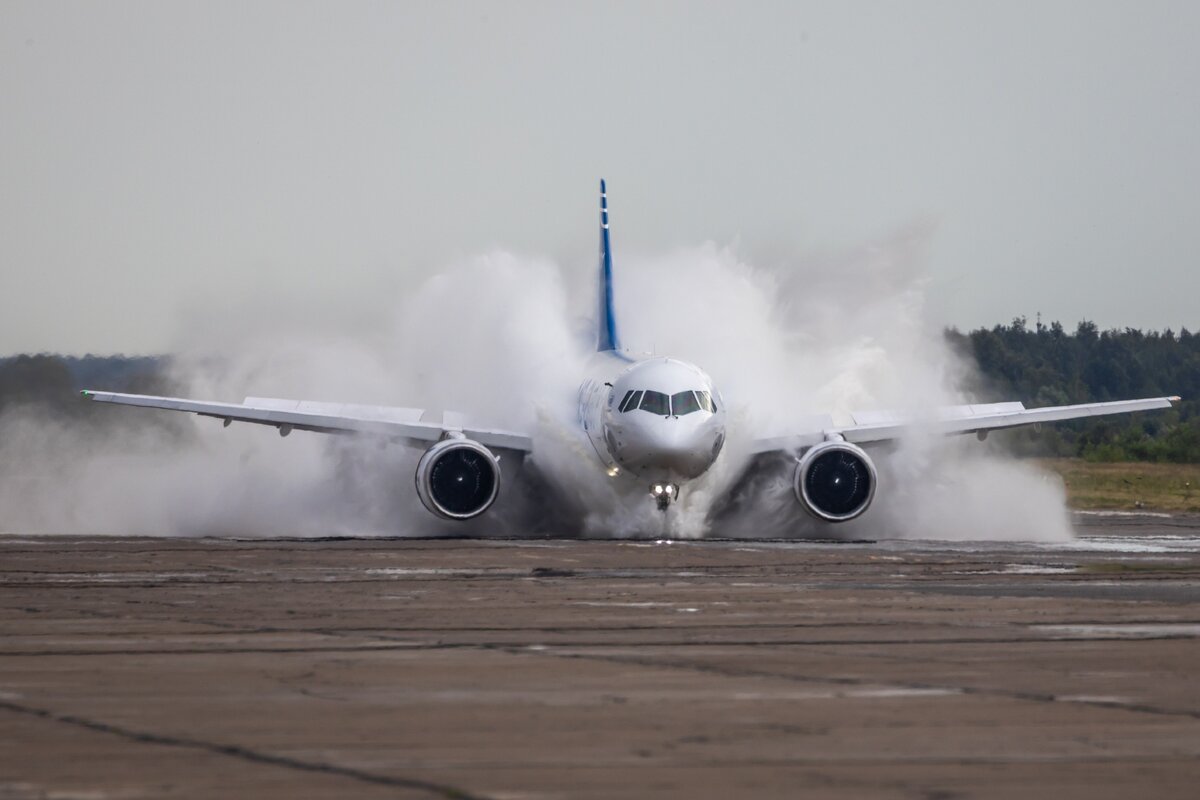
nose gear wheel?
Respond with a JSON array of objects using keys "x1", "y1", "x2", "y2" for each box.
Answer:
[{"x1": 650, "y1": 482, "x2": 680, "y2": 512}]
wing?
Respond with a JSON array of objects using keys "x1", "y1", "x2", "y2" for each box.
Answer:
[
  {"x1": 81, "y1": 390, "x2": 533, "y2": 452},
  {"x1": 751, "y1": 396, "x2": 1181, "y2": 454}
]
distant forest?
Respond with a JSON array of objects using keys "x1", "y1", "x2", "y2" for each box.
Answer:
[
  {"x1": 0, "y1": 354, "x2": 165, "y2": 417},
  {"x1": 945, "y1": 319, "x2": 1200, "y2": 462},
  {"x1": 3, "y1": 319, "x2": 1199, "y2": 461}
]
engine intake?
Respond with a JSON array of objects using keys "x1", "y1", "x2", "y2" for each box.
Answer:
[
  {"x1": 794, "y1": 441, "x2": 876, "y2": 522},
  {"x1": 415, "y1": 438, "x2": 500, "y2": 520}
]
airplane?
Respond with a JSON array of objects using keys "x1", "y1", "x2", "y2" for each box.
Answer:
[{"x1": 83, "y1": 181, "x2": 1180, "y2": 529}]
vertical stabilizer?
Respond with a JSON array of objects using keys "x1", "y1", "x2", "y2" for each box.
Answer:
[{"x1": 597, "y1": 179, "x2": 619, "y2": 352}]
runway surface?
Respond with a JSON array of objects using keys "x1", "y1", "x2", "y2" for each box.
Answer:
[{"x1": 2, "y1": 514, "x2": 1200, "y2": 799}]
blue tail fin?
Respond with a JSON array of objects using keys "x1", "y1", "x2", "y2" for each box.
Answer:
[{"x1": 597, "y1": 179, "x2": 619, "y2": 352}]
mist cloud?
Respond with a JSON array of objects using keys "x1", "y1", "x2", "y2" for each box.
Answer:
[{"x1": 0, "y1": 237, "x2": 1072, "y2": 541}]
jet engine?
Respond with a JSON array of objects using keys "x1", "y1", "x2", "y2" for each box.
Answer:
[
  {"x1": 415, "y1": 437, "x2": 501, "y2": 520},
  {"x1": 793, "y1": 440, "x2": 877, "y2": 522}
]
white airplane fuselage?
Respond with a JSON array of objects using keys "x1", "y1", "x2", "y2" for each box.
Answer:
[{"x1": 578, "y1": 353, "x2": 727, "y2": 502}]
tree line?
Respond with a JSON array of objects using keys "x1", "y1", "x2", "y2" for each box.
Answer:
[
  {"x1": 0, "y1": 355, "x2": 164, "y2": 417},
  {"x1": 946, "y1": 319, "x2": 1200, "y2": 462},
  {"x1": 0, "y1": 354, "x2": 180, "y2": 441}
]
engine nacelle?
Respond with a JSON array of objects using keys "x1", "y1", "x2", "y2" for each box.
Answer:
[
  {"x1": 415, "y1": 437, "x2": 501, "y2": 520},
  {"x1": 794, "y1": 440, "x2": 877, "y2": 522}
]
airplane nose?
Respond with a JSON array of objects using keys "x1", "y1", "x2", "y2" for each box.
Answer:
[{"x1": 640, "y1": 422, "x2": 723, "y2": 479}]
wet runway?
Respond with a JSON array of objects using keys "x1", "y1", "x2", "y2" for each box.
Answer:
[{"x1": 2, "y1": 515, "x2": 1200, "y2": 798}]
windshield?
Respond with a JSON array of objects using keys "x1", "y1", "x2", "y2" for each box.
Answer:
[
  {"x1": 621, "y1": 389, "x2": 716, "y2": 416},
  {"x1": 639, "y1": 390, "x2": 670, "y2": 415},
  {"x1": 671, "y1": 391, "x2": 701, "y2": 416}
]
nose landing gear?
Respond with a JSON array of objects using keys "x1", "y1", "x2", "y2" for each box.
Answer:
[{"x1": 650, "y1": 482, "x2": 680, "y2": 512}]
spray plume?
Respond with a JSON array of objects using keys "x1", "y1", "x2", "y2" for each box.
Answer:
[{"x1": 0, "y1": 238, "x2": 1072, "y2": 541}]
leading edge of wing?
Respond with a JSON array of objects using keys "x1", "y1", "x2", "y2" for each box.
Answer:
[
  {"x1": 752, "y1": 396, "x2": 1181, "y2": 454},
  {"x1": 81, "y1": 390, "x2": 534, "y2": 452}
]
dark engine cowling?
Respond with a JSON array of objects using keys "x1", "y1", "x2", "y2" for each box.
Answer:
[
  {"x1": 415, "y1": 438, "x2": 501, "y2": 520},
  {"x1": 793, "y1": 441, "x2": 877, "y2": 522}
]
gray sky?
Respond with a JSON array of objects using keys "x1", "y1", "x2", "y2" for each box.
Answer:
[{"x1": 3, "y1": 0, "x2": 1198, "y2": 354}]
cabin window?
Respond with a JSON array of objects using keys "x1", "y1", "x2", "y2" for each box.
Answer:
[
  {"x1": 639, "y1": 390, "x2": 670, "y2": 416},
  {"x1": 671, "y1": 391, "x2": 702, "y2": 416}
]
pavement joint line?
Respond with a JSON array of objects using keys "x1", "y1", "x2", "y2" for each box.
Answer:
[
  {"x1": 6, "y1": 574, "x2": 1200, "y2": 592},
  {"x1": 8, "y1": 633, "x2": 1200, "y2": 658},
  {"x1": 0, "y1": 698, "x2": 492, "y2": 800},
  {"x1": 0, "y1": 621, "x2": 961, "y2": 636},
  {"x1": 524, "y1": 648, "x2": 1200, "y2": 723}
]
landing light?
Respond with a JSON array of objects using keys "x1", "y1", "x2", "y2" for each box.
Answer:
[{"x1": 607, "y1": 467, "x2": 620, "y2": 477}]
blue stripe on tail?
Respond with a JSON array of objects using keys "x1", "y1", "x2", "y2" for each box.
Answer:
[{"x1": 597, "y1": 179, "x2": 619, "y2": 352}]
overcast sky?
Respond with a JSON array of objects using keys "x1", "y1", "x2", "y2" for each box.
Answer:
[{"x1": 3, "y1": 1, "x2": 1198, "y2": 354}]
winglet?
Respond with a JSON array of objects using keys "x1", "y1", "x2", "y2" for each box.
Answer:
[{"x1": 597, "y1": 179, "x2": 619, "y2": 352}]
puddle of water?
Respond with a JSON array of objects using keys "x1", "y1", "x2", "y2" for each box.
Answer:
[
  {"x1": 947, "y1": 564, "x2": 1078, "y2": 576},
  {"x1": 1034, "y1": 623, "x2": 1200, "y2": 638},
  {"x1": 1055, "y1": 694, "x2": 1131, "y2": 704},
  {"x1": 730, "y1": 687, "x2": 960, "y2": 701},
  {"x1": 732, "y1": 691, "x2": 837, "y2": 701},
  {"x1": 366, "y1": 568, "x2": 478, "y2": 576},
  {"x1": 1003, "y1": 564, "x2": 1077, "y2": 574},
  {"x1": 1075, "y1": 510, "x2": 1174, "y2": 519},
  {"x1": 1045, "y1": 537, "x2": 1200, "y2": 554},
  {"x1": 571, "y1": 601, "x2": 675, "y2": 608},
  {"x1": 1, "y1": 572, "x2": 215, "y2": 583},
  {"x1": 846, "y1": 688, "x2": 961, "y2": 699}
]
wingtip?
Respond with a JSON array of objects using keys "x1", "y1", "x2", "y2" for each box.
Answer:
[
  {"x1": 600, "y1": 178, "x2": 606, "y2": 193},
  {"x1": 1169, "y1": 395, "x2": 1182, "y2": 403},
  {"x1": 80, "y1": 389, "x2": 92, "y2": 398}
]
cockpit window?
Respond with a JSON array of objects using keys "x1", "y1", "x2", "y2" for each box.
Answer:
[
  {"x1": 622, "y1": 389, "x2": 716, "y2": 416},
  {"x1": 639, "y1": 390, "x2": 670, "y2": 415},
  {"x1": 671, "y1": 391, "x2": 702, "y2": 416}
]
